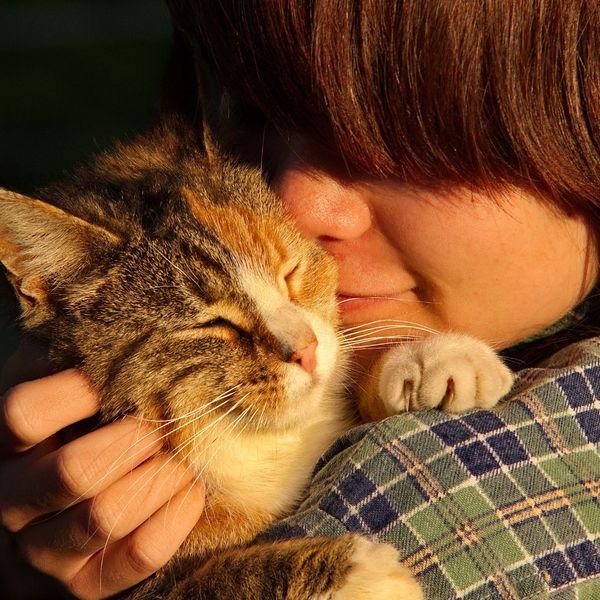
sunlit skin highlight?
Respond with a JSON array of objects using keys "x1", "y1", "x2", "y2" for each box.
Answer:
[{"x1": 273, "y1": 139, "x2": 599, "y2": 369}]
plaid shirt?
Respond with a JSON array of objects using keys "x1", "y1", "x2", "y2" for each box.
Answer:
[{"x1": 262, "y1": 337, "x2": 600, "y2": 599}]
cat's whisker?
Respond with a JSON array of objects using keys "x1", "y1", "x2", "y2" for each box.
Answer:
[
  {"x1": 95, "y1": 386, "x2": 241, "y2": 491},
  {"x1": 343, "y1": 333, "x2": 421, "y2": 348},
  {"x1": 93, "y1": 397, "x2": 234, "y2": 551},
  {"x1": 130, "y1": 390, "x2": 242, "y2": 451},
  {"x1": 122, "y1": 402, "x2": 230, "y2": 496},
  {"x1": 343, "y1": 365, "x2": 372, "y2": 382},
  {"x1": 341, "y1": 329, "x2": 427, "y2": 340},
  {"x1": 160, "y1": 401, "x2": 252, "y2": 526},
  {"x1": 336, "y1": 296, "x2": 440, "y2": 306},
  {"x1": 135, "y1": 385, "x2": 242, "y2": 424},
  {"x1": 342, "y1": 331, "x2": 414, "y2": 343},
  {"x1": 343, "y1": 341, "x2": 420, "y2": 350},
  {"x1": 98, "y1": 393, "x2": 251, "y2": 590},
  {"x1": 156, "y1": 396, "x2": 251, "y2": 513},
  {"x1": 342, "y1": 329, "x2": 437, "y2": 341},
  {"x1": 96, "y1": 394, "x2": 234, "y2": 496},
  {"x1": 172, "y1": 402, "x2": 255, "y2": 524},
  {"x1": 186, "y1": 400, "x2": 250, "y2": 474},
  {"x1": 46, "y1": 388, "x2": 244, "y2": 526},
  {"x1": 196, "y1": 402, "x2": 253, "y2": 470},
  {"x1": 341, "y1": 332, "x2": 424, "y2": 345},
  {"x1": 228, "y1": 404, "x2": 255, "y2": 442},
  {"x1": 161, "y1": 393, "x2": 251, "y2": 493},
  {"x1": 153, "y1": 245, "x2": 203, "y2": 291},
  {"x1": 123, "y1": 392, "x2": 250, "y2": 498},
  {"x1": 257, "y1": 396, "x2": 269, "y2": 430},
  {"x1": 341, "y1": 324, "x2": 434, "y2": 339},
  {"x1": 341, "y1": 338, "x2": 419, "y2": 348},
  {"x1": 341, "y1": 319, "x2": 440, "y2": 334},
  {"x1": 196, "y1": 402, "x2": 253, "y2": 469}
]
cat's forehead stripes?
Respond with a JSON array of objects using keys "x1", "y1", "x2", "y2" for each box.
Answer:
[{"x1": 183, "y1": 187, "x2": 293, "y2": 275}]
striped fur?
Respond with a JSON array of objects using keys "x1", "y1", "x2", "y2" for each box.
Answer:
[{"x1": 0, "y1": 117, "x2": 420, "y2": 598}]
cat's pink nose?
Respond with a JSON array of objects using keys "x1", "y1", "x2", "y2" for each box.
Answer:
[{"x1": 291, "y1": 340, "x2": 318, "y2": 374}]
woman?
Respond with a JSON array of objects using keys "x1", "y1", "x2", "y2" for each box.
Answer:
[{"x1": 1, "y1": 1, "x2": 599, "y2": 598}]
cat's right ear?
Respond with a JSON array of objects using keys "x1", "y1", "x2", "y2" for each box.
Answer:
[{"x1": 0, "y1": 188, "x2": 120, "y2": 318}]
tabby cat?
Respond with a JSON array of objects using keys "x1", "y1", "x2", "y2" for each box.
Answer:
[{"x1": 0, "y1": 116, "x2": 513, "y2": 599}]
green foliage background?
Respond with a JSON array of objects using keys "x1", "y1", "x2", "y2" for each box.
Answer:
[{"x1": 0, "y1": 0, "x2": 171, "y2": 367}]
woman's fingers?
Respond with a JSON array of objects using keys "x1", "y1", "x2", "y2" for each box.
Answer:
[
  {"x1": 16, "y1": 454, "x2": 202, "y2": 582},
  {"x1": 0, "y1": 417, "x2": 163, "y2": 532},
  {"x1": 0, "y1": 359, "x2": 206, "y2": 599},
  {"x1": 0, "y1": 369, "x2": 99, "y2": 454},
  {"x1": 68, "y1": 483, "x2": 204, "y2": 600}
]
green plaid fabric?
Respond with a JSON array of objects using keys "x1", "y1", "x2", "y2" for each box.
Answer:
[{"x1": 262, "y1": 337, "x2": 600, "y2": 599}]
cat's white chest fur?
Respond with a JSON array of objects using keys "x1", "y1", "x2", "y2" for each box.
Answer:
[{"x1": 198, "y1": 414, "x2": 348, "y2": 516}]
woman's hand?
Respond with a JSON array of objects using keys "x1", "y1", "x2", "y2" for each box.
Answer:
[{"x1": 0, "y1": 342, "x2": 205, "y2": 599}]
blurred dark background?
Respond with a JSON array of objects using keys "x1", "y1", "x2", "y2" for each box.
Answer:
[{"x1": 0, "y1": 0, "x2": 172, "y2": 367}]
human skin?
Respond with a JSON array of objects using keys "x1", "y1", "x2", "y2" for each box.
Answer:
[
  {"x1": 273, "y1": 138, "x2": 599, "y2": 354},
  {"x1": 0, "y1": 139, "x2": 597, "y2": 599}
]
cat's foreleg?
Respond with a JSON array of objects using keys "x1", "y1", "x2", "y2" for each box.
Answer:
[
  {"x1": 165, "y1": 534, "x2": 421, "y2": 600},
  {"x1": 359, "y1": 333, "x2": 514, "y2": 420}
]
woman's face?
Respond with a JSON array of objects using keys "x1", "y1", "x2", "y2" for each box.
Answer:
[{"x1": 272, "y1": 138, "x2": 598, "y2": 351}]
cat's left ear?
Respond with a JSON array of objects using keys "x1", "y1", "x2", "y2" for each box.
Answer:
[{"x1": 0, "y1": 188, "x2": 120, "y2": 315}]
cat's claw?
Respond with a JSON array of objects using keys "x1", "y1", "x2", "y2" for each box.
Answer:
[
  {"x1": 378, "y1": 333, "x2": 514, "y2": 414},
  {"x1": 328, "y1": 537, "x2": 422, "y2": 600}
]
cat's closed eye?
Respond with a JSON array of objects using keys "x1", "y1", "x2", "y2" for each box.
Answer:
[
  {"x1": 280, "y1": 263, "x2": 301, "y2": 299},
  {"x1": 197, "y1": 317, "x2": 253, "y2": 342}
]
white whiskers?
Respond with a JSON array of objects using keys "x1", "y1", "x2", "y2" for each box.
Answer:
[{"x1": 339, "y1": 319, "x2": 438, "y2": 350}]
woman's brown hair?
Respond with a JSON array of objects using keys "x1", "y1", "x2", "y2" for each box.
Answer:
[
  {"x1": 163, "y1": 1, "x2": 600, "y2": 365},
  {"x1": 165, "y1": 0, "x2": 598, "y2": 217}
]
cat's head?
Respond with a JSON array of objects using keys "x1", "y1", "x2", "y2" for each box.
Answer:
[{"x1": 0, "y1": 121, "x2": 342, "y2": 451}]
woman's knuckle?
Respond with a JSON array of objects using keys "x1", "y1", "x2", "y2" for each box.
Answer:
[
  {"x1": 54, "y1": 448, "x2": 89, "y2": 499},
  {"x1": 0, "y1": 506, "x2": 22, "y2": 533},
  {"x1": 86, "y1": 498, "x2": 127, "y2": 542},
  {"x1": 65, "y1": 578, "x2": 97, "y2": 600},
  {"x1": 125, "y1": 535, "x2": 166, "y2": 576},
  {"x1": 1, "y1": 384, "x2": 38, "y2": 447},
  {"x1": 18, "y1": 538, "x2": 50, "y2": 572}
]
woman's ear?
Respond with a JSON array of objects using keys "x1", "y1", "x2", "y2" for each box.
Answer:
[{"x1": 0, "y1": 188, "x2": 120, "y2": 322}]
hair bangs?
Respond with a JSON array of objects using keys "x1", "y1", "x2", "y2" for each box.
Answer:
[{"x1": 167, "y1": 0, "x2": 599, "y2": 211}]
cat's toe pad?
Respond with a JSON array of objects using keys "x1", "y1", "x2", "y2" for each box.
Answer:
[{"x1": 378, "y1": 334, "x2": 514, "y2": 414}]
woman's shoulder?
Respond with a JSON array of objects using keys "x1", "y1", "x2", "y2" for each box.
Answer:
[
  {"x1": 509, "y1": 335, "x2": 600, "y2": 401},
  {"x1": 537, "y1": 335, "x2": 600, "y2": 370}
]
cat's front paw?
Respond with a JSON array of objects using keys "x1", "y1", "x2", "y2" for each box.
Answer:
[
  {"x1": 329, "y1": 537, "x2": 422, "y2": 600},
  {"x1": 378, "y1": 333, "x2": 514, "y2": 414}
]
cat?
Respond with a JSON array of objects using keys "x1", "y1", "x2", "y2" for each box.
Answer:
[{"x1": 0, "y1": 115, "x2": 513, "y2": 599}]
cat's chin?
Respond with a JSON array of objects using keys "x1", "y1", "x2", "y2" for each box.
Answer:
[{"x1": 275, "y1": 375, "x2": 348, "y2": 432}]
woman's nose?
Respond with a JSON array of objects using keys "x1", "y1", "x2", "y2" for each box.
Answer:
[{"x1": 272, "y1": 162, "x2": 372, "y2": 243}]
